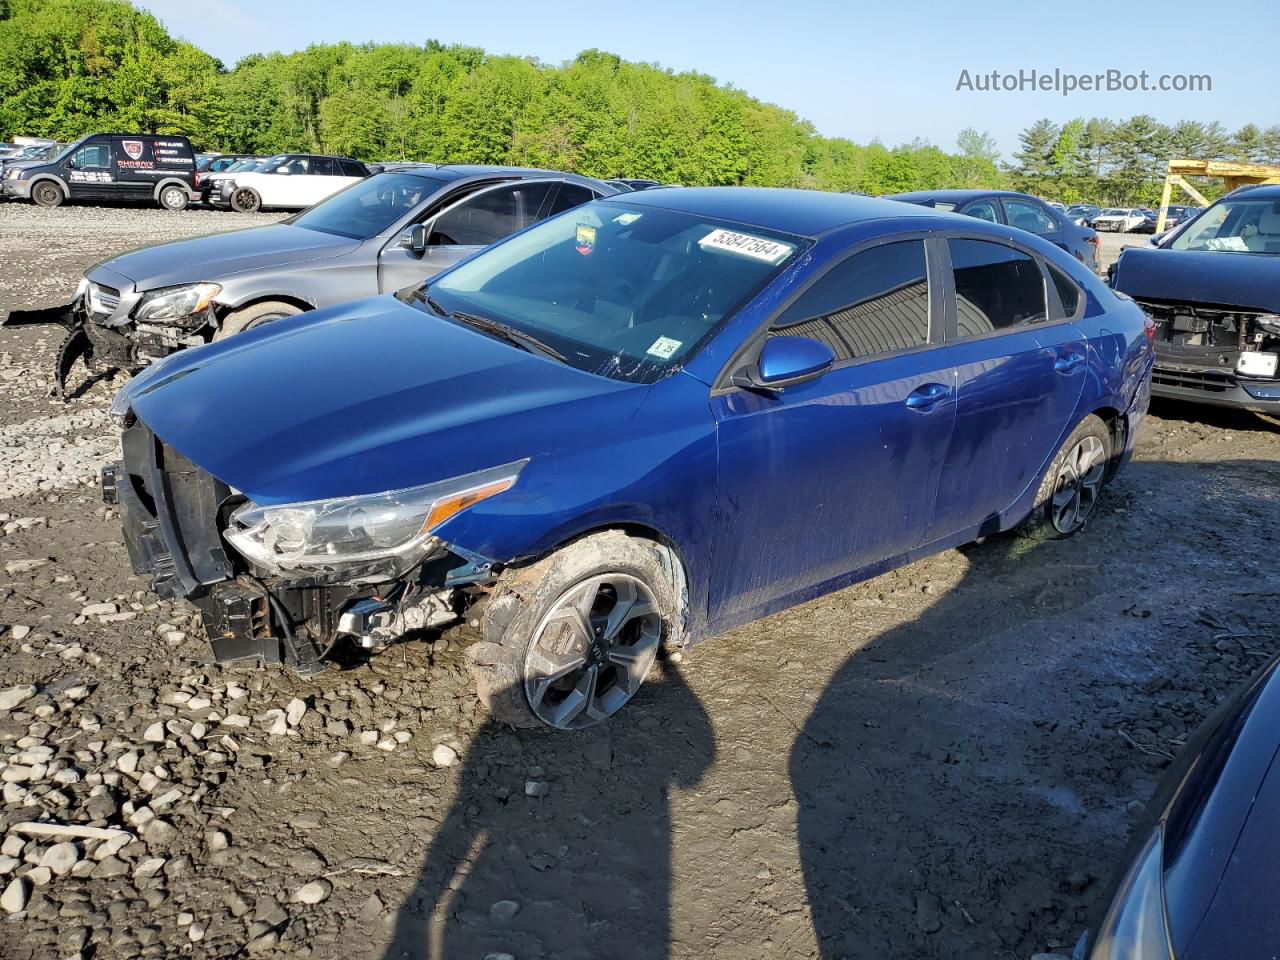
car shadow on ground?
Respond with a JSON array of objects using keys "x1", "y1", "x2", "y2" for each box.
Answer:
[
  {"x1": 1149, "y1": 396, "x2": 1280, "y2": 432},
  {"x1": 789, "y1": 457, "x2": 1279, "y2": 959},
  {"x1": 380, "y1": 659, "x2": 715, "y2": 960}
]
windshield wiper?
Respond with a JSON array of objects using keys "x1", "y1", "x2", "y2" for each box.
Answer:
[{"x1": 451, "y1": 310, "x2": 569, "y2": 364}]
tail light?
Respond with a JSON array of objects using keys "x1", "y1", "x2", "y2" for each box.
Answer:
[
  {"x1": 193, "y1": 171, "x2": 200, "y2": 188},
  {"x1": 1143, "y1": 316, "x2": 1157, "y2": 343}
]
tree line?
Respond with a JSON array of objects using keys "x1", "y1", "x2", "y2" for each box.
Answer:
[
  {"x1": 0, "y1": 0, "x2": 1273, "y2": 206},
  {"x1": 1012, "y1": 117, "x2": 1280, "y2": 207}
]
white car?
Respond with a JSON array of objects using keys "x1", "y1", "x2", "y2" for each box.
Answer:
[
  {"x1": 219, "y1": 154, "x2": 371, "y2": 212},
  {"x1": 1092, "y1": 208, "x2": 1147, "y2": 232}
]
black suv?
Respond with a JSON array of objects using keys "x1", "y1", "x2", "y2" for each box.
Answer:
[{"x1": 2, "y1": 133, "x2": 198, "y2": 210}]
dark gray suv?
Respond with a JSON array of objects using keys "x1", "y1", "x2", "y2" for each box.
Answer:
[{"x1": 2, "y1": 165, "x2": 624, "y2": 396}]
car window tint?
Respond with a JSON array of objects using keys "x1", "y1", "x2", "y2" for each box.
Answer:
[
  {"x1": 310, "y1": 157, "x2": 337, "y2": 176},
  {"x1": 430, "y1": 182, "x2": 556, "y2": 246},
  {"x1": 74, "y1": 143, "x2": 111, "y2": 167},
  {"x1": 773, "y1": 240, "x2": 930, "y2": 360},
  {"x1": 545, "y1": 183, "x2": 597, "y2": 217},
  {"x1": 1005, "y1": 199, "x2": 1057, "y2": 236},
  {"x1": 964, "y1": 201, "x2": 999, "y2": 223},
  {"x1": 948, "y1": 239, "x2": 1046, "y2": 335},
  {"x1": 340, "y1": 160, "x2": 365, "y2": 177},
  {"x1": 1047, "y1": 264, "x2": 1081, "y2": 318}
]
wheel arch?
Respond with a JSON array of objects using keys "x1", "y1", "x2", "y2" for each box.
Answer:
[
  {"x1": 505, "y1": 519, "x2": 695, "y2": 644},
  {"x1": 152, "y1": 178, "x2": 193, "y2": 203},
  {"x1": 1086, "y1": 403, "x2": 1127, "y2": 477},
  {"x1": 216, "y1": 292, "x2": 317, "y2": 317},
  {"x1": 26, "y1": 173, "x2": 67, "y2": 195}
]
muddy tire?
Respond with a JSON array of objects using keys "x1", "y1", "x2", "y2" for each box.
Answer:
[
  {"x1": 158, "y1": 184, "x2": 189, "y2": 211},
  {"x1": 214, "y1": 300, "x2": 302, "y2": 341},
  {"x1": 468, "y1": 530, "x2": 683, "y2": 730},
  {"x1": 31, "y1": 181, "x2": 65, "y2": 208},
  {"x1": 1020, "y1": 414, "x2": 1113, "y2": 540},
  {"x1": 229, "y1": 187, "x2": 261, "y2": 213}
]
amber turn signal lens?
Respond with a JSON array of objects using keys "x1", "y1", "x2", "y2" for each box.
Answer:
[{"x1": 423, "y1": 478, "x2": 516, "y2": 531}]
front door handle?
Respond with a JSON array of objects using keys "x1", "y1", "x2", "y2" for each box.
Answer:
[
  {"x1": 1054, "y1": 351, "x2": 1086, "y2": 374},
  {"x1": 905, "y1": 382, "x2": 952, "y2": 410}
]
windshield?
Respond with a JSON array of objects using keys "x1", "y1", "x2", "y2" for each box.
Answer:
[
  {"x1": 224, "y1": 158, "x2": 263, "y2": 173},
  {"x1": 1170, "y1": 198, "x2": 1280, "y2": 254},
  {"x1": 1101, "y1": 209, "x2": 1128, "y2": 216},
  {"x1": 423, "y1": 201, "x2": 803, "y2": 384},
  {"x1": 292, "y1": 172, "x2": 446, "y2": 239}
]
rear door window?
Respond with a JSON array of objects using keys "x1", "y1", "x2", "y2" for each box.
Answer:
[
  {"x1": 947, "y1": 238, "x2": 1047, "y2": 336},
  {"x1": 1003, "y1": 199, "x2": 1059, "y2": 236},
  {"x1": 339, "y1": 160, "x2": 365, "y2": 177},
  {"x1": 1047, "y1": 263, "x2": 1081, "y2": 318},
  {"x1": 963, "y1": 200, "x2": 999, "y2": 223},
  {"x1": 429, "y1": 181, "x2": 557, "y2": 246},
  {"x1": 772, "y1": 240, "x2": 931, "y2": 360},
  {"x1": 545, "y1": 183, "x2": 598, "y2": 217}
]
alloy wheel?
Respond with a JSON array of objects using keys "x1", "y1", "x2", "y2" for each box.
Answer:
[
  {"x1": 523, "y1": 573, "x2": 662, "y2": 730},
  {"x1": 1050, "y1": 435, "x2": 1106, "y2": 534}
]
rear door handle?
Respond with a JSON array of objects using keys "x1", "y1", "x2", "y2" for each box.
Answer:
[
  {"x1": 1054, "y1": 352, "x2": 1085, "y2": 374},
  {"x1": 905, "y1": 382, "x2": 952, "y2": 410}
]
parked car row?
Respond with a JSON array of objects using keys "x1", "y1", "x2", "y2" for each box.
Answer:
[{"x1": 889, "y1": 189, "x2": 1101, "y2": 272}]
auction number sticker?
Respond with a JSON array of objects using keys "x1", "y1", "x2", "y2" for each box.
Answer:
[
  {"x1": 647, "y1": 336, "x2": 683, "y2": 359},
  {"x1": 698, "y1": 228, "x2": 793, "y2": 264},
  {"x1": 575, "y1": 224, "x2": 597, "y2": 255}
]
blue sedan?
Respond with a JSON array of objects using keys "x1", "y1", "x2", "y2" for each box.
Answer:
[{"x1": 106, "y1": 187, "x2": 1154, "y2": 729}]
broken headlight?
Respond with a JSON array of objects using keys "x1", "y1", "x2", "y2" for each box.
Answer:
[
  {"x1": 224, "y1": 460, "x2": 527, "y2": 576},
  {"x1": 133, "y1": 283, "x2": 222, "y2": 323}
]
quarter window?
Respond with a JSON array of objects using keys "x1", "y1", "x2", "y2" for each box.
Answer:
[
  {"x1": 772, "y1": 240, "x2": 931, "y2": 360},
  {"x1": 948, "y1": 238, "x2": 1046, "y2": 336},
  {"x1": 1048, "y1": 263, "x2": 1081, "y2": 318}
]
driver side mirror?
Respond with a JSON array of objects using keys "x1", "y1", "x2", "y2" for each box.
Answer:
[
  {"x1": 732, "y1": 335, "x2": 835, "y2": 392},
  {"x1": 399, "y1": 223, "x2": 428, "y2": 255}
]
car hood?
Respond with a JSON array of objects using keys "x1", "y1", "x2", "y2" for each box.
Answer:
[
  {"x1": 123, "y1": 295, "x2": 646, "y2": 504},
  {"x1": 92, "y1": 224, "x2": 359, "y2": 291},
  {"x1": 1112, "y1": 246, "x2": 1280, "y2": 312}
]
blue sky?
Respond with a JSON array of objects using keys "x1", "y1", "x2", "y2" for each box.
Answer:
[{"x1": 135, "y1": 0, "x2": 1277, "y2": 160}]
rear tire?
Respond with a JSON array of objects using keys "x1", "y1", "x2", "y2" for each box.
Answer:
[
  {"x1": 32, "y1": 181, "x2": 65, "y2": 208},
  {"x1": 229, "y1": 187, "x2": 261, "y2": 213},
  {"x1": 214, "y1": 300, "x2": 302, "y2": 340},
  {"x1": 468, "y1": 531, "x2": 682, "y2": 730},
  {"x1": 1019, "y1": 414, "x2": 1113, "y2": 540},
  {"x1": 158, "y1": 185, "x2": 189, "y2": 211}
]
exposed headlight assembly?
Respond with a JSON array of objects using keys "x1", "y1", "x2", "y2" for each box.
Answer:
[
  {"x1": 1087, "y1": 827, "x2": 1173, "y2": 960},
  {"x1": 133, "y1": 283, "x2": 222, "y2": 323},
  {"x1": 1256, "y1": 314, "x2": 1280, "y2": 336},
  {"x1": 225, "y1": 460, "x2": 527, "y2": 578}
]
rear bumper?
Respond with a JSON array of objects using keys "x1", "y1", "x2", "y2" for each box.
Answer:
[{"x1": 1151, "y1": 363, "x2": 1280, "y2": 410}]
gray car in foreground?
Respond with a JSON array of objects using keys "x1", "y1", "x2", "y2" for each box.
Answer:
[{"x1": 1, "y1": 165, "x2": 622, "y2": 396}]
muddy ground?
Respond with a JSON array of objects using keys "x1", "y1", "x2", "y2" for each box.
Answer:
[{"x1": 0, "y1": 206, "x2": 1276, "y2": 960}]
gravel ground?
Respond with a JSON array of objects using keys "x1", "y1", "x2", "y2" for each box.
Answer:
[{"x1": 0, "y1": 203, "x2": 1276, "y2": 960}]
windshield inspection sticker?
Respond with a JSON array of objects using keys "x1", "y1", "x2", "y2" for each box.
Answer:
[
  {"x1": 646, "y1": 336, "x2": 683, "y2": 359},
  {"x1": 575, "y1": 224, "x2": 597, "y2": 256},
  {"x1": 698, "y1": 228, "x2": 793, "y2": 264}
]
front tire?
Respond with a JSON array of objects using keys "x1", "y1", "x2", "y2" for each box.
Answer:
[
  {"x1": 32, "y1": 181, "x2": 65, "y2": 208},
  {"x1": 229, "y1": 187, "x2": 261, "y2": 213},
  {"x1": 1020, "y1": 414, "x2": 1113, "y2": 540},
  {"x1": 214, "y1": 300, "x2": 302, "y2": 340},
  {"x1": 468, "y1": 531, "x2": 680, "y2": 730},
  {"x1": 158, "y1": 185, "x2": 189, "y2": 211}
]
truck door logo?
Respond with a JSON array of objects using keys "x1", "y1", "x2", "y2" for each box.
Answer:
[{"x1": 121, "y1": 140, "x2": 145, "y2": 160}]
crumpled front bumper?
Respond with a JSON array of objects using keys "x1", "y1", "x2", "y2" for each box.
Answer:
[{"x1": 1, "y1": 179, "x2": 32, "y2": 199}]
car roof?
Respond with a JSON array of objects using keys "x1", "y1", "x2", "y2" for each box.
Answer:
[
  {"x1": 1225, "y1": 184, "x2": 1280, "y2": 200},
  {"x1": 605, "y1": 186, "x2": 938, "y2": 237},
  {"x1": 887, "y1": 189, "x2": 1042, "y2": 203},
  {"x1": 400, "y1": 164, "x2": 618, "y2": 193}
]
